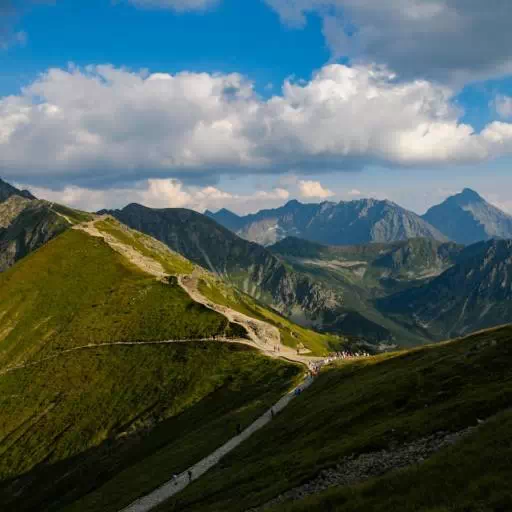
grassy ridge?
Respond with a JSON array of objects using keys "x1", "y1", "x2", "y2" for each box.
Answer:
[
  {"x1": 0, "y1": 229, "x2": 240, "y2": 369},
  {"x1": 161, "y1": 325, "x2": 512, "y2": 512},
  {"x1": 95, "y1": 217, "x2": 194, "y2": 275},
  {"x1": 0, "y1": 342, "x2": 300, "y2": 512},
  {"x1": 198, "y1": 277, "x2": 342, "y2": 355}
]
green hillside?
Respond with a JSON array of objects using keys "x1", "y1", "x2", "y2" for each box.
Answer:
[
  {"x1": 161, "y1": 325, "x2": 512, "y2": 512},
  {"x1": 0, "y1": 226, "x2": 302, "y2": 511},
  {"x1": 0, "y1": 342, "x2": 300, "y2": 512},
  {"x1": 278, "y1": 408, "x2": 512, "y2": 511},
  {"x1": 0, "y1": 228, "x2": 243, "y2": 370}
]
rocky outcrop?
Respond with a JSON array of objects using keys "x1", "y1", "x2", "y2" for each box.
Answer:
[
  {"x1": 0, "y1": 177, "x2": 35, "y2": 203},
  {"x1": 251, "y1": 425, "x2": 479, "y2": 511},
  {"x1": 0, "y1": 199, "x2": 69, "y2": 272}
]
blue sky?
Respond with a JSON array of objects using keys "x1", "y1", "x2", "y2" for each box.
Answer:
[
  {"x1": 0, "y1": 0, "x2": 328, "y2": 96},
  {"x1": 1, "y1": 0, "x2": 512, "y2": 214}
]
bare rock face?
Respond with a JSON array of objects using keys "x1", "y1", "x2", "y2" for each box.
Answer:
[
  {"x1": 0, "y1": 195, "x2": 69, "y2": 272},
  {"x1": 207, "y1": 198, "x2": 448, "y2": 247},
  {"x1": 0, "y1": 178, "x2": 35, "y2": 203}
]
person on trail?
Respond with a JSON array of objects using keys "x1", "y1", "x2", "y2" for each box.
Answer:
[
  {"x1": 172, "y1": 474, "x2": 178, "y2": 485},
  {"x1": 236, "y1": 423, "x2": 242, "y2": 435},
  {"x1": 188, "y1": 470, "x2": 193, "y2": 482},
  {"x1": 270, "y1": 408, "x2": 275, "y2": 419}
]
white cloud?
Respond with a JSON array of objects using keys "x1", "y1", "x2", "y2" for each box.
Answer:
[
  {"x1": 347, "y1": 188, "x2": 361, "y2": 196},
  {"x1": 27, "y1": 178, "x2": 291, "y2": 214},
  {"x1": 298, "y1": 180, "x2": 334, "y2": 198},
  {"x1": 265, "y1": 0, "x2": 512, "y2": 84},
  {"x1": 2, "y1": 63, "x2": 512, "y2": 189},
  {"x1": 127, "y1": 0, "x2": 220, "y2": 11},
  {"x1": 495, "y1": 95, "x2": 512, "y2": 119}
]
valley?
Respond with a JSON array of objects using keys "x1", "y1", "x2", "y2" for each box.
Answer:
[{"x1": 1, "y1": 179, "x2": 512, "y2": 512}]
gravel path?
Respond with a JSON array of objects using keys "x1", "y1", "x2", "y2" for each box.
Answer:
[{"x1": 120, "y1": 375, "x2": 316, "y2": 512}]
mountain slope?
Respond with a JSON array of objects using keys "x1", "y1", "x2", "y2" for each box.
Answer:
[
  {"x1": 0, "y1": 177, "x2": 35, "y2": 202},
  {"x1": 159, "y1": 325, "x2": 512, "y2": 512},
  {"x1": 378, "y1": 239, "x2": 512, "y2": 339},
  {"x1": 103, "y1": 204, "x2": 342, "y2": 331},
  {"x1": 0, "y1": 197, "x2": 74, "y2": 272},
  {"x1": 208, "y1": 198, "x2": 448, "y2": 246},
  {"x1": 423, "y1": 188, "x2": 512, "y2": 244},
  {"x1": 0, "y1": 220, "x2": 301, "y2": 512},
  {"x1": 0, "y1": 227, "x2": 242, "y2": 371},
  {"x1": 269, "y1": 237, "x2": 463, "y2": 345}
]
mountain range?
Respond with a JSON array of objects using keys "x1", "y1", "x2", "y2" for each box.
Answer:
[
  {"x1": 2, "y1": 177, "x2": 512, "y2": 511},
  {"x1": 3, "y1": 179, "x2": 512, "y2": 346},
  {"x1": 207, "y1": 188, "x2": 512, "y2": 247},
  {"x1": 102, "y1": 203, "x2": 342, "y2": 330}
]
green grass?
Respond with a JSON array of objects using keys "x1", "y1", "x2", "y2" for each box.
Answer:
[
  {"x1": 96, "y1": 217, "x2": 194, "y2": 275},
  {"x1": 0, "y1": 342, "x2": 301, "y2": 512},
  {"x1": 0, "y1": 229, "x2": 240, "y2": 370},
  {"x1": 198, "y1": 277, "x2": 343, "y2": 355},
  {"x1": 159, "y1": 325, "x2": 512, "y2": 512},
  {"x1": 278, "y1": 408, "x2": 512, "y2": 511},
  {"x1": 49, "y1": 203, "x2": 94, "y2": 224}
]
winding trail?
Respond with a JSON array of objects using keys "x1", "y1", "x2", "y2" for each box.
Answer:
[
  {"x1": 2, "y1": 218, "x2": 329, "y2": 511},
  {"x1": 120, "y1": 374, "x2": 316, "y2": 512}
]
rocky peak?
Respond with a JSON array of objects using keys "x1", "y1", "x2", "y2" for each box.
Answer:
[{"x1": 0, "y1": 178, "x2": 36, "y2": 203}]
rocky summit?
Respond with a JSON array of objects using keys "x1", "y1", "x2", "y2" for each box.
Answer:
[{"x1": 423, "y1": 188, "x2": 512, "y2": 244}]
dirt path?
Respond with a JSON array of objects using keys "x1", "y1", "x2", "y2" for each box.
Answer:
[
  {"x1": 0, "y1": 337, "x2": 265, "y2": 377},
  {"x1": 75, "y1": 218, "x2": 322, "y2": 367},
  {"x1": 178, "y1": 271, "x2": 322, "y2": 366},
  {"x1": 120, "y1": 374, "x2": 316, "y2": 512}
]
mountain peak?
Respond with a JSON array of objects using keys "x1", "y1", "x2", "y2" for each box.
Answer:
[
  {"x1": 456, "y1": 188, "x2": 483, "y2": 203},
  {"x1": 0, "y1": 177, "x2": 36, "y2": 202},
  {"x1": 423, "y1": 188, "x2": 512, "y2": 244},
  {"x1": 283, "y1": 199, "x2": 302, "y2": 208}
]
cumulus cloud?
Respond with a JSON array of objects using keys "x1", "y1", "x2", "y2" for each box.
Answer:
[
  {"x1": 26, "y1": 178, "x2": 290, "y2": 214},
  {"x1": 265, "y1": 0, "x2": 512, "y2": 83},
  {"x1": 2, "y1": 63, "x2": 512, "y2": 188},
  {"x1": 298, "y1": 180, "x2": 333, "y2": 198},
  {"x1": 126, "y1": 0, "x2": 219, "y2": 11},
  {"x1": 347, "y1": 188, "x2": 361, "y2": 196},
  {"x1": 495, "y1": 95, "x2": 512, "y2": 119}
]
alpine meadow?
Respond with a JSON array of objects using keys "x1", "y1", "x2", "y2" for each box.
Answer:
[{"x1": 2, "y1": 2, "x2": 512, "y2": 511}]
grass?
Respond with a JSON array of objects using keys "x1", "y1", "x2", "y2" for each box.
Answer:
[
  {"x1": 49, "y1": 203, "x2": 94, "y2": 224},
  {"x1": 159, "y1": 325, "x2": 512, "y2": 512},
  {"x1": 96, "y1": 217, "x2": 194, "y2": 275},
  {"x1": 0, "y1": 342, "x2": 301, "y2": 512},
  {"x1": 198, "y1": 276, "x2": 343, "y2": 355},
  {"x1": 278, "y1": 408, "x2": 512, "y2": 511},
  {"x1": 0, "y1": 229, "x2": 240, "y2": 370}
]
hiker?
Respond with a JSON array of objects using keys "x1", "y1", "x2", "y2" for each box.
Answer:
[
  {"x1": 172, "y1": 474, "x2": 178, "y2": 485},
  {"x1": 270, "y1": 408, "x2": 275, "y2": 419},
  {"x1": 188, "y1": 469, "x2": 193, "y2": 482},
  {"x1": 236, "y1": 423, "x2": 242, "y2": 435}
]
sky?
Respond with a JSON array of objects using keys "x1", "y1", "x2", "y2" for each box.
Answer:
[{"x1": 1, "y1": 0, "x2": 512, "y2": 214}]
